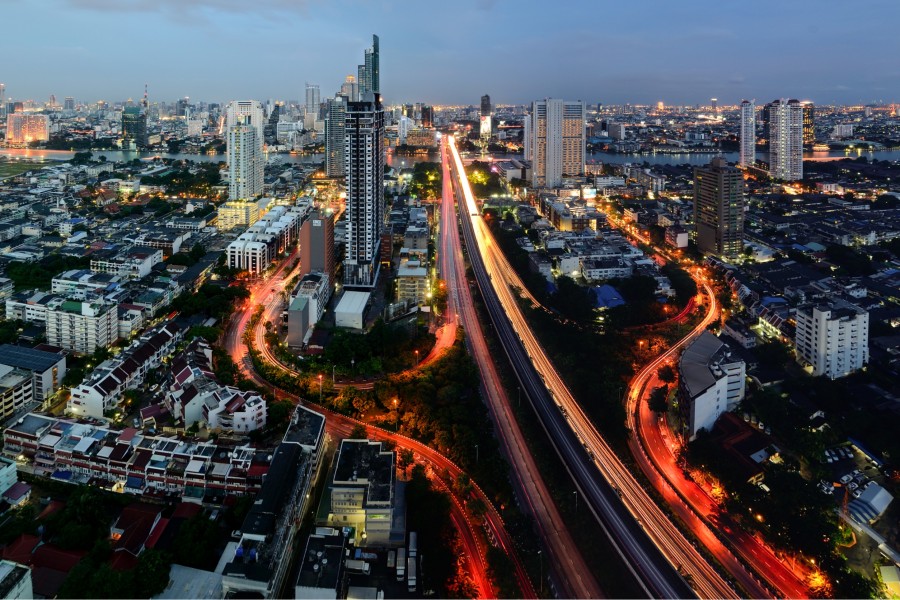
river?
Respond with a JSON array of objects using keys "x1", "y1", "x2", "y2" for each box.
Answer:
[{"x1": 3, "y1": 147, "x2": 899, "y2": 169}]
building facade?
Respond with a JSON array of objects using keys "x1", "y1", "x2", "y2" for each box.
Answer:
[
  {"x1": 680, "y1": 332, "x2": 746, "y2": 440},
  {"x1": 795, "y1": 299, "x2": 869, "y2": 379},
  {"x1": 217, "y1": 200, "x2": 262, "y2": 231},
  {"x1": 343, "y1": 93, "x2": 385, "y2": 288},
  {"x1": 5, "y1": 114, "x2": 49, "y2": 145},
  {"x1": 767, "y1": 98, "x2": 803, "y2": 181},
  {"x1": 528, "y1": 99, "x2": 585, "y2": 189},
  {"x1": 739, "y1": 100, "x2": 756, "y2": 168},
  {"x1": 300, "y1": 210, "x2": 335, "y2": 280},
  {"x1": 227, "y1": 124, "x2": 263, "y2": 200},
  {"x1": 693, "y1": 157, "x2": 745, "y2": 258},
  {"x1": 324, "y1": 95, "x2": 348, "y2": 178},
  {"x1": 46, "y1": 300, "x2": 118, "y2": 354}
]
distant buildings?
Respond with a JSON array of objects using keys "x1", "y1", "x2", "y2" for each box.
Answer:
[
  {"x1": 801, "y1": 101, "x2": 815, "y2": 145},
  {"x1": 767, "y1": 98, "x2": 804, "y2": 181},
  {"x1": 480, "y1": 93, "x2": 492, "y2": 139},
  {"x1": 795, "y1": 299, "x2": 869, "y2": 379},
  {"x1": 739, "y1": 100, "x2": 755, "y2": 168},
  {"x1": 357, "y1": 35, "x2": 380, "y2": 97},
  {"x1": 343, "y1": 93, "x2": 384, "y2": 288},
  {"x1": 693, "y1": 157, "x2": 745, "y2": 258},
  {"x1": 679, "y1": 332, "x2": 746, "y2": 440},
  {"x1": 5, "y1": 113, "x2": 49, "y2": 145},
  {"x1": 526, "y1": 98, "x2": 585, "y2": 189}
]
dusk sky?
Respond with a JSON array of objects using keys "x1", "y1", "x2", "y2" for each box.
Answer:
[{"x1": 3, "y1": 0, "x2": 899, "y2": 106}]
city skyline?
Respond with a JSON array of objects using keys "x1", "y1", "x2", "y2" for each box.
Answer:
[{"x1": 2, "y1": 0, "x2": 899, "y2": 105}]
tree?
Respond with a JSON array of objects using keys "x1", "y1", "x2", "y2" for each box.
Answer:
[
  {"x1": 135, "y1": 549, "x2": 172, "y2": 597},
  {"x1": 649, "y1": 385, "x2": 668, "y2": 414},
  {"x1": 348, "y1": 424, "x2": 368, "y2": 439},
  {"x1": 657, "y1": 364, "x2": 676, "y2": 384}
]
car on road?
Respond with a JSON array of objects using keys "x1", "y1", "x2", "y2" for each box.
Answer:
[{"x1": 840, "y1": 474, "x2": 853, "y2": 484}]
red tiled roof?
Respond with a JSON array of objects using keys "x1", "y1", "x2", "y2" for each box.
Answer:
[
  {"x1": 110, "y1": 550, "x2": 139, "y2": 571},
  {"x1": 1, "y1": 534, "x2": 40, "y2": 564},
  {"x1": 171, "y1": 502, "x2": 201, "y2": 520},
  {"x1": 32, "y1": 544, "x2": 86, "y2": 573},
  {"x1": 31, "y1": 566, "x2": 68, "y2": 598},
  {"x1": 143, "y1": 517, "x2": 170, "y2": 550}
]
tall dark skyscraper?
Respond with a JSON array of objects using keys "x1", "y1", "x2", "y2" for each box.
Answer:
[
  {"x1": 324, "y1": 94, "x2": 347, "y2": 178},
  {"x1": 693, "y1": 157, "x2": 745, "y2": 258},
  {"x1": 343, "y1": 92, "x2": 384, "y2": 288},
  {"x1": 358, "y1": 34, "x2": 380, "y2": 97},
  {"x1": 421, "y1": 105, "x2": 433, "y2": 128},
  {"x1": 481, "y1": 94, "x2": 492, "y2": 117},
  {"x1": 121, "y1": 106, "x2": 148, "y2": 148},
  {"x1": 801, "y1": 101, "x2": 815, "y2": 145}
]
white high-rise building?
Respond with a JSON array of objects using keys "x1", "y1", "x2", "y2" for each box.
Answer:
[
  {"x1": 795, "y1": 299, "x2": 869, "y2": 379},
  {"x1": 739, "y1": 100, "x2": 756, "y2": 168},
  {"x1": 227, "y1": 124, "x2": 263, "y2": 200},
  {"x1": 226, "y1": 100, "x2": 265, "y2": 149},
  {"x1": 343, "y1": 92, "x2": 384, "y2": 288},
  {"x1": 527, "y1": 99, "x2": 585, "y2": 189},
  {"x1": 768, "y1": 98, "x2": 803, "y2": 181}
]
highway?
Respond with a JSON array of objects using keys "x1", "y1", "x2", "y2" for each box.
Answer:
[
  {"x1": 439, "y1": 142, "x2": 604, "y2": 599},
  {"x1": 447, "y1": 135, "x2": 736, "y2": 599}
]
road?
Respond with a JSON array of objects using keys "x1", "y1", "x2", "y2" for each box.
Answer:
[
  {"x1": 222, "y1": 242, "x2": 533, "y2": 599},
  {"x1": 439, "y1": 142, "x2": 604, "y2": 599},
  {"x1": 625, "y1": 274, "x2": 810, "y2": 599},
  {"x1": 448, "y1": 135, "x2": 735, "y2": 599}
]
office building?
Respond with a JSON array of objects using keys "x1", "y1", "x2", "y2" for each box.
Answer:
[
  {"x1": 801, "y1": 101, "x2": 815, "y2": 144},
  {"x1": 217, "y1": 200, "x2": 262, "y2": 231},
  {"x1": 357, "y1": 34, "x2": 380, "y2": 97},
  {"x1": 5, "y1": 113, "x2": 49, "y2": 145},
  {"x1": 121, "y1": 106, "x2": 147, "y2": 149},
  {"x1": 710, "y1": 98, "x2": 718, "y2": 116},
  {"x1": 343, "y1": 93, "x2": 384, "y2": 288},
  {"x1": 64, "y1": 96, "x2": 74, "y2": 111},
  {"x1": 324, "y1": 95, "x2": 348, "y2": 178},
  {"x1": 421, "y1": 105, "x2": 433, "y2": 128},
  {"x1": 693, "y1": 157, "x2": 745, "y2": 258},
  {"x1": 340, "y1": 75, "x2": 358, "y2": 103},
  {"x1": 46, "y1": 300, "x2": 118, "y2": 354},
  {"x1": 795, "y1": 299, "x2": 869, "y2": 379},
  {"x1": 739, "y1": 100, "x2": 755, "y2": 168},
  {"x1": 227, "y1": 123, "x2": 264, "y2": 200},
  {"x1": 767, "y1": 98, "x2": 803, "y2": 181},
  {"x1": 480, "y1": 94, "x2": 492, "y2": 139},
  {"x1": 300, "y1": 210, "x2": 335, "y2": 280},
  {"x1": 305, "y1": 83, "x2": 320, "y2": 118},
  {"x1": 680, "y1": 332, "x2": 746, "y2": 441},
  {"x1": 527, "y1": 99, "x2": 586, "y2": 189}
]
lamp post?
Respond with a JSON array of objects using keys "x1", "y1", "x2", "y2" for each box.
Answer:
[
  {"x1": 414, "y1": 349, "x2": 420, "y2": 367},
  {"x1": 537, "y1": 550, "x2": 543, "y2": 594},
  {"x1": 474, "y1": 444, "x2": 479, "y2": 464},
  {"x1": 573, "y1": 490, "x2": 578, "y2": 514},
  {"x1": 332, "y1": 364, "x2": 336, "y2": 384},
  {"x1": 318, "y1": 374, "x2": 323, "y2": 402}
]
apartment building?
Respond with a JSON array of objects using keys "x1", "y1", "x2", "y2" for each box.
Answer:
[
  {"x1": 46, "y1": 300, "x2": 118, "y2": 354},
  {"x1": 680, "y1": 332, "x2": 746, "y2": 440},
  {"x1": 795, "y1": 299, "x2": 869, "y2": 379}
]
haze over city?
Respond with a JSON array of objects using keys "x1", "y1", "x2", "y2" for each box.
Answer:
[{"x1": 3, "y1": 0, "x2": 900, "y2": 104}]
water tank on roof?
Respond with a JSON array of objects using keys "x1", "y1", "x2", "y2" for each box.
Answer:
[
  {"x1": 236, "y1": 546, "x2": 244, "y2": 558},
  {"x1": 249, "y1": 548, "x2": 257, "y2": 561},
  {"x1": 313, "y1": 564, "x2": 320, "y2": 573}
]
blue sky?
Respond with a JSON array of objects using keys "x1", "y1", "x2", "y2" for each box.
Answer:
[{"x1": 2, "y1": 0, "x2": 898, "y2": 106}]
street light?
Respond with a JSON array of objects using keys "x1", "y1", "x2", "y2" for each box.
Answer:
[
  {"x1": 537, "y1": 550, "x2": 543, "y2": 594},
  {"x1": 414, "y1": 349, "x2": 420, "y2": 367},
  {"x1": 318, "y1": 374, "x2": 323, "y2": 402}
]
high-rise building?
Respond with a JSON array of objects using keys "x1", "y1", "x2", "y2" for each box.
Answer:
[
  {"x1": 693, "y1": 157, "x2": 745, "y2": 258},
  {"x1": 421, "y1": 105, "x2": 433, "y2": 128},
  {"x1": 300, "y1": 210, "x2": 336, "y2": 283},
  {"x1": 5, "y1": 114, "x2": 50, "y2": 145},
  {"x1": 121, "y1": 106, "x2": 148, "y2": 149},
  {"x1": 64, "y1": 97, "x2": 75, "y2": 111},
  {"x1": 343, "y1": 92, "x2": 384, "y2": 288},
  {"x1": 710, "y1": 98, "x2": 718, "y2": 116},
  {"x1": 357, "y1": 35, "x2": 380, "y2": 97},
  {"x1": 0, "y1": 83, "x2": 5, "y2": 118},
  {"x1": 767, "y1": 98, "x2": 803, "y2": 181},
  {"x1": 480, "y1": 94, "x2": 492, "y2": 139},
  {"x1": 226, "y1": 100, "x2": 265, "y2": 150},
  {"x1": 795, "y1": 299, "x2": 869, "y2": 379},
  {"x1": 324, "y1": 95, "x2": 348, "y2": 178},
  {"x1": 176, "y1": 97, "x2": 189, "y2": 117},
  {"x1": 527, "y1": 98, "x2": 585, "y2": 189},
  {"x1": 305, "y1": 83, "x2": 320, "y2": 117},
  {"x1": 340, "y1": 76, "x2": 358, "y2": 102},
  {"x1": 739, "y1": 100, "x2": 756, "y2": 168},
  {"x1": 800, "y1": 101, "x2": 815, "y2": 144},
  {"x1": 227, "y1": 124, "x2": 263, "y2": 200}
]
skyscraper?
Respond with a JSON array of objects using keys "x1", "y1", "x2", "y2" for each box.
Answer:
[
  {"x1": 121, "y1": 106, "x2": 148, "y2": 149},
  {"x1": 357, "y1": 35, "x2": 380, "y2": 97},
  {"x1": 340, "y1": 76, "x2": 358, "y2": 102},
  {"x1": 325, "y1": 94, "x2": 348, "y2": 178},
  {"x1": 305, "y1": 83, "x2": 320, "y2": 118},
  {"x1": 64, "y1": 97, "x2": 75, "y2": 111},
  {"x1": 226, "y1": 100, "x2": 265, "y2": 150},
  {"x1": 300, "y1": 209, "x2": 336, "y2": 283},
  {"x1": 227, "y1": 123, "x2": 263, "y2": 200},
  {"x1": 527, "y1": 98, "x2": 585, "y2": 189},
  {"x1": 421, "y1": 105, "x2": 433, "y2": 128},
  {"x1": 800, "y1": 101, "x2": 815, "y2": 145},
  {"x1": 480, "y1": 94, "x2": 492, "y2": 139},
  {"x1": 343, "y1": 92, "x2": 384, "y2": 288},
  {"x1": 767, "y1": 98, "x2": 803, "y2": 181},
  {"x1": 710, "y1": 98, "x2": 718, "y2": 116},
  {"x1": 693, "y1": 157, "x2": 745, "y2": 258},
  {"x1": 739, "y1": 100, "x2": 755, "y2": 168}
]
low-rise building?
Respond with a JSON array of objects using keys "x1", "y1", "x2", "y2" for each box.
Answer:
[
  {"x1": 680, "y1": 332, "x2": 746, "y2": 440},
  {"x1": 396, "y1": 259, "x2": 429, "y2": 305},
  {"x1": 328, "y1": 439, "x2": 396, "y2": 545},
  {"x1": 0, "y1": 344, "x2": 66, "y2": 404},
  {"x1": 90, "y1": 246, "x2": 163, "y2": 280}
]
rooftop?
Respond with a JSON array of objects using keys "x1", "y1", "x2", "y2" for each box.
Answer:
[
  {"x1": 0, "y1": 344, "x2": 64, "y2": 372},
  {"x1": 333, "y1": 439, "x2": 395, "y2": 504}
]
